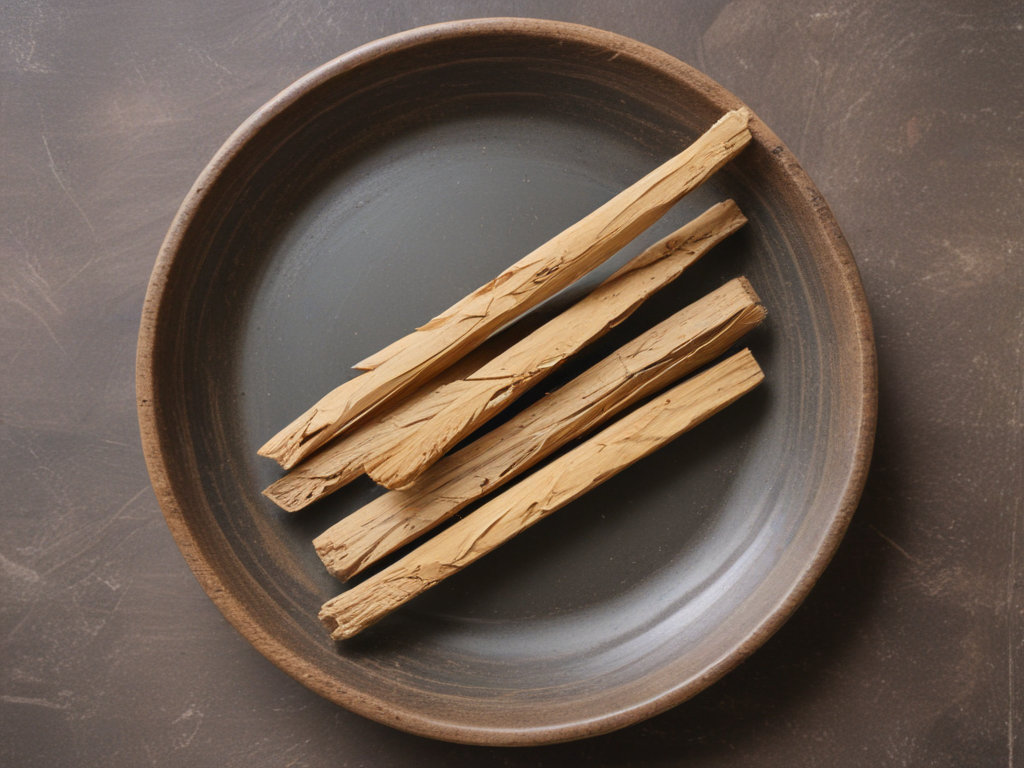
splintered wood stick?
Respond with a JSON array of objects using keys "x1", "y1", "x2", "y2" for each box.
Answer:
[
  {"x1": 362, "y1": 200, "x2": 747, "y2": 489},
  {"x1": 267, "y1": 201, "x2": 746, "y2": 508},
  {"x1": 262, "y1": 325, "x2": 532, "y2": 512},
  {"x1": 319, "y1": 349, "x2": 764, "y2": 640},
  {"x1": 315, "y1": 277, "x2": 766, "y2": 580},
  {"x1": 258, "y1": 109, "x2": 752, "y2": 469}
]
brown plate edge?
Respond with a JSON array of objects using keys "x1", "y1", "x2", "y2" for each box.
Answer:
[{"x1": 135, "y1": 17, "x2": 878, "y2": 746}]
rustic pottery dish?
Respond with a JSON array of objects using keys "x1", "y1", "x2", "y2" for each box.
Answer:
[{"x1": 137, "y1": 18, "x2": 876, "y2": 745}]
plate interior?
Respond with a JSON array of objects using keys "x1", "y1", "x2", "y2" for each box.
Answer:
[{"x1": 143, "y1": 25, "x2": 869, "y2": 740}]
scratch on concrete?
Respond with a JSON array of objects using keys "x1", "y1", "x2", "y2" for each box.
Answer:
[
  {"x1": 869, "y1": 524, "x2": 923, "y2": 566},
  {"x1": 0, "y1": 694, "x2": 68, "y2": 710},
  {"x1": 113, "y1": 486, "x2": 150, "y2": 519},
  {"x1": 39, "y1": 486, "x2": 150, "y2": 578},
  {"x1": 798, "y1": 51, "x2": 825, "y2": 158},
  {"x1": 41, "y1": 133, "x2": 97, "y2": 237},
  {"x1": 2, "y1": 290, "x2": 68, "y2": 359},
  {"x1": 0, "y1": 552, "x2": 41, "y2": 584},
  {"x1": 172, "y1": 704, "x2": 204, "y2": 749}
]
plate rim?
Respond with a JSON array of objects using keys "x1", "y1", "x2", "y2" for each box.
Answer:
[{"x1": 136, "y1": 17, "x2": 877, "y2": 745}]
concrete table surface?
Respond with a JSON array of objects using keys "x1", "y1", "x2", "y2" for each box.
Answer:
[{"x1": 2, "y1": 1, "x2": 1021, "y2": 765}]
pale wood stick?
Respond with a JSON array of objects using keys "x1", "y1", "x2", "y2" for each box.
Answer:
[
  {"x1": 258, "y1": 109, "x2": 752, "y2": 468},
  {"x1": 261, "y1": 325, "x2": 532, "y2": 512},
  {"x1": 354, "y1": 115, "x2": 753, "y2": 374},
  {"x1": 315, "y1": 277, "x2": 765, "y2": 580},
  {"x1": 265, "y1": 202, "x2": 746, "y2": 510},
  {"x1": 362, "y1": 200, "x2": 748, "y2": 489},
  {"x1": 319, "y1": 349, "x2": 764, "y2": 640}
]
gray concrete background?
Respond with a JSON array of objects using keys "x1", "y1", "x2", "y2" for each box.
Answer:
[{"x1": 2, "y1": 1, "x2": 1022, "y2": 765}]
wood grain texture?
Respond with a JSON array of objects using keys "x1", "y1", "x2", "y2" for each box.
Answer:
[
  {"x1": 261, "y1": 322, "x2": 533, "y2": 511},
  {"x1": 359, "y1": 200, "x2": 747, "y2": 489},
  {"x1": 257, "y1": 109, "x2": 752, "y2": 469},
  {"x1": 320, "y1": 349, "x2": 765, "y2": 639},
  {"x1": 315, "y1": 276, "x2": 766, "y2": 580}
]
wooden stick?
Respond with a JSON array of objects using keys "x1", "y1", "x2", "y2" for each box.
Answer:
[
  {"x1": 315, "y1": 277, "x2": 766, "y2": 580},
  {"x1": 258, "y1": 109, "x2": 752, "y2": 469},
  {"x1": 319, "y1": 349, "x2": 764, "y2": 640},
  {"x1": 261, "y1": 326, "x2": 531, "y2": 512},
  {"x1": 362, "y1": 200, "x2": 747, "y2": 489},
  {"x1": 265, "y1": 202, "x2": 746, "y2": 510}
]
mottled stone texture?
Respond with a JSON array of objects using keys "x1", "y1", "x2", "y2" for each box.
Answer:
[{"x1": 1, "y1": 1, "x2": 1021, "y2": 765}]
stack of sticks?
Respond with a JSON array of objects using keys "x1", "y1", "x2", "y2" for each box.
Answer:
[{"x1": 258, "y1": 108, "x2": 767, "y2": 641}]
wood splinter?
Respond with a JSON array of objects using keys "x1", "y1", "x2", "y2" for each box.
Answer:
[
  {"x1": 258, "y1": 108, "x2": 752, "y2": 469},
  {"x1": 319, "y1": 348, "x2": 765, "y2": 640},
  {"x1": 314, "y1": 277, "x2": 766, "y2": 581}
]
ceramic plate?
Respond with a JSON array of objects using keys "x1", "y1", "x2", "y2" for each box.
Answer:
[{"x1": 137, "y1": 18, "x2": 876, "y2": 746}]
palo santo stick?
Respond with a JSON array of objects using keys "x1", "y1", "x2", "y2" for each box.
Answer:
[
  {"x1": 355, "y1": 114, "x2": 751, "y2": 375},
  {"x1": 258, "y1": 109, "x2": 752, "y2": 469},
  {"x1": 362, "y1": 200, "x2": 748, "y2": 489},
  {"x1": 268, "y1": 201, "x2": 745, "y2": 508},
  {"x1": 319, "y1": 349, "x2": 765, "y2": 640},
  {"x1": 262, "y1": 326, "x2": 531, "y2": 511},
  {"x1": 315, "y1": 277, "x2": 766, "y2": 580}
]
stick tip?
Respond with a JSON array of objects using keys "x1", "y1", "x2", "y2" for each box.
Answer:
[
  {"x1": 318, "y1": 608, "x2": 347, "y2": 640},
  {"x1": 313, "y1": 540, "x2": 354, "y2": 582},
  {"x1": 718, "y1": 196, "x2": 741, "y2": 213},
  {"x1": 711, "y1": 199, "x2": 748, "y2": 229},
  {"x1": 732, "y1": 106, "x2": 754, "y2": 125},
  {"x1": 714, "y1": 106, "x2": 752, "y2": 129},
  {"x1": 366, "y1": 463, "x2": 421, "y2": 491},
  {"x1": 733, "y1": 275, "x2": 760, "y2": 302},
  {"x1": 737, "y1": 347, "x2": 766, "y2": 385},
  {"x1": 257, "y1": 434, "x2": 296, "y2": 469},
  {"x1": 261, "y1": 483, "x2": 300, "y2": 513},
  {"x1": 716, "y1": 347, "x2": 765, "y2": 389}
]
